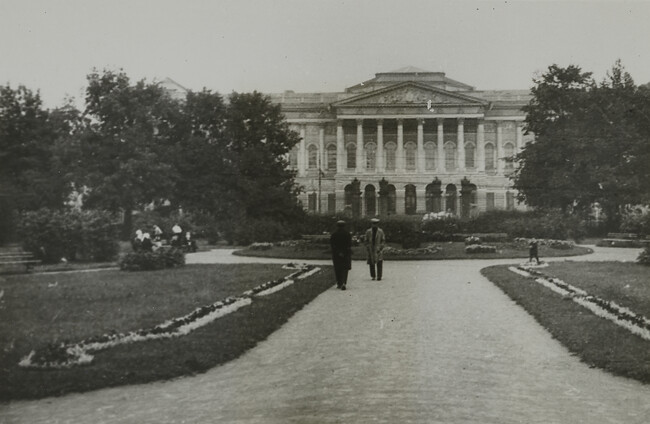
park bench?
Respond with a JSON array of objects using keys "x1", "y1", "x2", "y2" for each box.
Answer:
[
  {"x1": 606, "y1": 232, "x2": 640, "y2": 240},
  {"x1": 0, "y1": 249, "x2": 41, "y2": 274}
]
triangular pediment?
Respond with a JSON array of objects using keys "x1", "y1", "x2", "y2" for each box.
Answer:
[{"x1": 333, "y1": 82, "x2": 488, "y2": 107}]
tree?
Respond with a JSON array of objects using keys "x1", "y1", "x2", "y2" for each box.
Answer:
[
  {"x1": 75, "y1": 69, "x2": 181, "y2": 238},
  {"x1": 513, "y1": 61, "x2": 650, "y2": 226},
  {"x1": 0, "y1": 84, "x2": 72, "y2": 211},
  {"x1": 173, "y1": 90, "x2": 303, "y2": 225}
]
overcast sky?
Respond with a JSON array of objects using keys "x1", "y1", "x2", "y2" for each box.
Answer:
[{"x1": 1, "y1": 0, "x2": 649, "y2": 109}]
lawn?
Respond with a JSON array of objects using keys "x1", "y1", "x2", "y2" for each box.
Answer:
[
  {"x1": 0, "y1": 263, "x2": 334, "y2": 400},
  {"x1": 481, "y1": 262, "x2": 650, "y2": 384},
  {"x1": 235, "y1": 241, "x2": 592, "y2": 261}
]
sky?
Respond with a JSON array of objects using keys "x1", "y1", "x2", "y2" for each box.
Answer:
[{"x1": 1, "y1": 0, "x2": 650, "y2": 109}]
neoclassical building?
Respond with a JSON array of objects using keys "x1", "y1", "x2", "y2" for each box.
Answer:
[{"x1": 268, "y1": 67, "x2": 534, "y2": 218}]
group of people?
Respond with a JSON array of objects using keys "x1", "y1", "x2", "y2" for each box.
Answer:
[
  {"x1": 330, "y1": 218, "x2": 385, "y2": 290},
  {"x1": 132, "y1": 224, "x2": 197, "y2": 253}
]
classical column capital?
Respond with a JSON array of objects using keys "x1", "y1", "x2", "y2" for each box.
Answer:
[
  {"x1": 437, "y1": 117, "x2": 445, "y2": 126},
  {"x1": 356, "y1": 118, "x2": 364, "y2": 126},
  {"x1": 376, "y1": 118, "x2": 384, "y2": 126},
  {"x1": 417, "y1": 118, "x2": 425, "y2": 126},
  {"x1": 457, "y1": 117, "x2": 465, "y2": 125},
  {"x1": 396, "y1": 118, "x2": 404, "y2": 126}
]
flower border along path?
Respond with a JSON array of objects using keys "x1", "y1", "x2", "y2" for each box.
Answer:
[
  {"x1": 509, "y1": 264, "x2": 650, "y2": 341},
  {"x1": 19, "y1": 263, "x2": 320, "y2": 369}
]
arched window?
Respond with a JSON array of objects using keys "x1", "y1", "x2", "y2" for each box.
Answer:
[
  {"x1": 326, "y1": 144, "x2": 337, "y2": 171},
  {"x1": 308, "y1": 145, "x2": 318, "y2": 169},
  {"x1": 445, "y1": 184, "x2": 457, "y2": 215},
  {"x1": 485, "y1": 143, "x2": 495, "y2": 171},
  {"x1": 465, "y1": 142, "x2": 476, "y2": 168},
  {"x1": 445, "y1": 142, "x2": 457, "y2": 171},
  {"x1": 405, "y1": 184, "x2": 417, "y2": 215},
  {"x1": 504, "y1": 142, "x2": 515, "y2": 170},
  {"x1": 364, "y1": 185, "x2": 376, "y2": 216},
  {"x1": 346, "y1": 143, "x2": 356, "y2": 169},
  {"x1": 385, "y1": 142, "x2": 396, "y2": 171},
  {"x1": 405, "y1": 142, "x2": 417, "y2": 170},
  {"x1": 365, "y1": 142, "x2": 377, "y2": 170},
  {"x1": 424, "y1": 142, "x2": 436, "y2": 170}
]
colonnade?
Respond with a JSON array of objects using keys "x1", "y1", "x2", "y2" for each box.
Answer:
[{"x1": 295, "y1": 117, "x2": 524, "y2": 177}]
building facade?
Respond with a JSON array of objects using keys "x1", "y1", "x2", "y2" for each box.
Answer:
[{"x1": 268, "y1": 67, "x2": 534, "y2": 218}]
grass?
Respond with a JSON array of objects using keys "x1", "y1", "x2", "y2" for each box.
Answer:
[
  {"x1": 481, "y1": 262, "x2": 650, "y2": 384},
  {"x1": 0, "y1": 263, "x2": 334, "y2": 400},
  {"x1": 235, "y1": 241, "x2": 592, "y2": 261}
]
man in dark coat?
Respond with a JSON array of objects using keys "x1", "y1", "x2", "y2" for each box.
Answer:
[{"x1": 330, "y1": 220, "x2": 352, "y2": 290}]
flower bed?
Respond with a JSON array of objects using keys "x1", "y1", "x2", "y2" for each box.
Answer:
[
  {"x1": 19, "y1": 264, "x2": 320, "y2": 369},
  {"x1": 513, "y1": 237, "x2": 574, "y2": 250},
  {"x1": 464, "y1": 244, "x2": 497, "y2": 254},
  {"x1": 510, "y1": 266, "x2": 650, "y2": 341},
  {"x1": 382, "y1": 243, "x2": 441, "y2": 256}
]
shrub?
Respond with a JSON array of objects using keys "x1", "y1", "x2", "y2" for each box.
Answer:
[
  {"x1": 637, "y1": 246, "x2": 650, "y2": 266},
  {"x1": 221, "y1": 218, "x2": 301, "y2": 245},
  {"x1": 19, "y1": 209, "x2": 119, "y2": 263},
  {"x1": 401, "y1": 231, "x2": 422, "y2": 249},
  {"x1": 119, "y1": 248, "x2": 185, "y2": 271},
  {"x1": 621, "y1": 210, "x2": 650, "y2": 235}
]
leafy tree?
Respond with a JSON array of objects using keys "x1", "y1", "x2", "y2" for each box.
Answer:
[
  {"x1": 514, "y1": 61, "x2": 650, "y2": 227},
  {"x1": 0, "y1": 85, "x2": 71, "y2": 211},
  {"x1": 74, "y1": 69, "x2": 181, "y2": 238},
  {"x1": 173, "y1": 90, "x2": 303, "y2": 226}
]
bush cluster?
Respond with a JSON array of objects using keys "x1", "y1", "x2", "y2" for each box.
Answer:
[
  {"x1": 119, "y1": 248, "x2": 185, "y2": 271},
  {"x1": 620, "y1": 211, "x2": 650, "y2": 236},
  {"x1": 19, "y1": 209, "x2": 119, "y2": 263}
]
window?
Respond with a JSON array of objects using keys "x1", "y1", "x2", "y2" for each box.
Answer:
[
  {"x1": 424, "y1": 142, "x2": 436, "y2": 170},
  {"x1": 445, "y1": 142, "x2": 457, "y2": 170},
  {"x1": 308, "y1": 192, "x2": 317, "y2": 212},
  {"x1": 385, "y1": 142, "x2": 396, "y2": 171},
  {"x1": 486, "y1": 192, "x2": 495, "y2": 211},
  {"x1": 504, "y1": 142, "x2": 515, "y2": 171},
  {"x1": 485, "y1": 143, "x2": 495, "y2": 170},
  {"x1": 326, "y1": 144, "x2": 337, "y2": 170},
  {"x1": 308, "y1": 145, "x2": 318, "y2": 169},
  {"x1": 405, "y1": 184, "x2": 417, "y2": 215},
  {"x1": 506, "y1": 191, "x2": 515, "y2": 210},
  {"x1": 365, "y1": 143, "x2": 376, "y2": 170},
  {"x1": 328, "y1": 193, "x2": 336, "y2": 213},
  {"x1": 346, "y1": 143, "x2": 356, "y2": 169},
  {"x1": 465, "y1": 143, "x2": 476, "y2": 168},
  {"x1": 405, "y1": 142, "x2": 416, "y2": 170}
]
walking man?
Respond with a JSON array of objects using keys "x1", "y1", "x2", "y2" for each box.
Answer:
[
  {"x1": 330, "y1": 220, "x2": 352, "y2": 290},
  {"x1": 365, "y1": 218, "x2": 386, "y2": 281},
  {"x1": 529, "y1": 238, "x2": 540, "y2": 264}
]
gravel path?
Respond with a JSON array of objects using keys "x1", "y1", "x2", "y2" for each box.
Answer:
[{"x1": 1, "y1": 246, "x2": 648, "y2": 423}]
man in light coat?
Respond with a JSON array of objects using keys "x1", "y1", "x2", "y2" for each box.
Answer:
[{"x1": 364, "y1": 218, "x2": 386, "y2": 280}]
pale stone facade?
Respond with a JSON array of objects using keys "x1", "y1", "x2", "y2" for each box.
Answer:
[{"x1": 268, "y1": 67, "x2": 533, "y2": 217}]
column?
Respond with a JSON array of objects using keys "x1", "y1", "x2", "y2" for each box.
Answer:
[
  {"x1": 457, "y1": 118, "x2": 465, "y2": 172},
  {"x1": 356, "y1": 119, "x2": 364, "y2": 173},
  {"x1": 437, "y1": 118, "x2": 445, "y2": 172},
  {"x1": 298, "y1": 125, "x2": 306, "y2": 177},
  {"x1": 397, "y1": 119, "x2": 404, "y2": 172},
  {"x1": 477, "y1": 119, "x2": 485, "y2": 172},
  {"x1": 336, "y1": 120, "x2": 344, "y2": 173},
  {"x1": 319, "y1": 126, "x2": 325, "y2": 171},
  {"x1": 496, "y1": 121, "x2": 504, "y2": 174},
  {"x1": 516, "y1": 121, "x2": 524, "y2": 152},
  {"x1": 377, "y1": 119, "x2": 384, "y2": 173},
  {"x1": 417, "y1": 119, "x2": 425, "y2": 172}
]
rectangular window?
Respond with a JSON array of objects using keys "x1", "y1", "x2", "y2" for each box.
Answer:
[
  {"x1": 308, "y1": 193, "x2": 317, "y2": 212},
  {"x1": 486, "y1": 193, "x2": 495, "y2": 211},
  {"x1": 506, "y1": 192, "x2": 515, "y2": 210},
  {"x1": 328, "y1": 193, "x2": 336, "y2": 214}
]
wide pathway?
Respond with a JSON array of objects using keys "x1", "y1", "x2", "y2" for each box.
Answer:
[{"x1": 1, "y1": 246, "x2": 649, "y2": 423}]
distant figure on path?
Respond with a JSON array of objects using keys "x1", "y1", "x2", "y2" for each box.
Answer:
[
  {"x1": 529, "y1": 239, "x2": 540, "y2": 264},
  {"x1": 330, "y1": 220, "x2": 352, "y2": 290},
  {"x1": 364, "y1": 218, "x2": 386, "y2": 281}
]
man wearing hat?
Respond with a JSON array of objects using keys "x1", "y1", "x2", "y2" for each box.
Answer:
[
  {"x1": 330, "y1": 220, "x2": 352, "y2": 290},
  {"x1": 365, "y1": 218, "x2": 386, "y2": 280}
]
